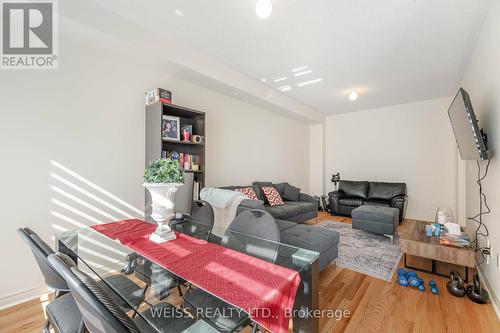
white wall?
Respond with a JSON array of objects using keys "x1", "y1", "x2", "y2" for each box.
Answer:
[
  {"x1": 461, "y1": 0, "x2": 500, "y2": 311},
  {"x1": 0, "y1": 18, "x2": 310, "y2": 307},
  {"x1": 325, "y1": 98, "x2": 458, "y2": 221},
  {"x1": 309, "y1": 124, "x2": 325, "y2": 196}
]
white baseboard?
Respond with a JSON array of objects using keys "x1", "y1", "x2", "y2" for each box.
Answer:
[
  {"x1": 477, "y1": 265, "x2": 500, "y2": 320},
  {"x1": 0, "y1": 286, "x2": 50, "y2": 310}
]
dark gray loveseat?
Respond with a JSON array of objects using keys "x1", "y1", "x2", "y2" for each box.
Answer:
[{"x1": 221, "y1": 181, "x2": 318, "y2": 223}]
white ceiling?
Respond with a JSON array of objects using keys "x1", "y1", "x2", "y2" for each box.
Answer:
[{"x1": 91, "y1": 0, "x2": 491, "y2": 115}]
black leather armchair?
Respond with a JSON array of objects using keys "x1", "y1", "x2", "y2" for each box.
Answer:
[{"x1": 329, "y1": 180, "x2": 407, "y2": 223}]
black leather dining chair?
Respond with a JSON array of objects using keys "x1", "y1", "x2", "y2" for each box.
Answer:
[
  {"x1": 132, "y1": 200, "x2": 214, "y2": 299},
  {"x1": 17, "y1": 227, "x2": 146, "y2": 332},
  {"x1": 182, "y1": 210, "x2": 280, "y2": 333},
  {"x1": 48, "y1": 252, "x2": 196, "y2": 333},
  {"x1": 17, "y1": 227, "x2": 84, "y2": 333}
]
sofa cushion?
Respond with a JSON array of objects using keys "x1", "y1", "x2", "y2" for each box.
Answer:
[
  {"x1": 283, "y1": 184, "x2": 300, "y2": 201},
  {"x1": 275, "y1": 219, "x2": 298, "y2": 232},
  {"x1": 283, "y1": 201, "x2": 316, "y2": 215},
  {"x1": 368, "y1": 182, "x2": 406, "y2": 201},
  {"x1": 339, "y1": 198, "x2": 364, "y2": 207},
  {"x1": 234, "y1": 187, "x2": 258, "y2": 200},
  {"x1": 339, "y1": 181, "x2": 370, "y2": 199},
  {"x1": 264, "y1": 205, "x2": 299, "y2": 219},
  {"x1": 281, "y1": 224, "x2": 340, "y2": 254},
  {"x1": 364, "y1": 199, "x2": 391, "y2": 207},
  {"x1": 272, "y1": 182, "x2": 287, "y2": 195},
  {"x1": 262, "y1": 186, "x2": 285, "y2": 206}
]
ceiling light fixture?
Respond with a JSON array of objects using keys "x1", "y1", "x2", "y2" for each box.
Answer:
[
  {"x1": 292, "y1": 66, "x2": 308, "y2": 72},
  {"x1": 293, "y1": 70, "x2": 312, "y2": 77},
  {"x1": 297, "y1": 78, "x2": 323, "y2": 87},
  {"x1": 256, "y1": 0, "x2": 272, "y2": 19},
  {"x1": 261, "y1": 78, "x2": 267, "y2": 82},
  {"x1": 348, "y1": 90, "x2": 359, "y2": 101},
  {"x1": 174, "y1": 9, "x2": 184, "y2": 17},
  {"x1": 273, "y1": 76, "x2": 287, "y2": 82},
  {"x1": 278, "y1": 85, "x2": 292, "y2": 92}
]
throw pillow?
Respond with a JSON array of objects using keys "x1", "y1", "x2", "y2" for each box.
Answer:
[
  {"x1": 234, "y1": 187, "x2": 258, "y2": 200},
  {"x1": 262, "y1": 186, "x2": 285, "y2": 206},
  {"x1": 283, "y1": 184, "x2": 301, "y2": 201}
]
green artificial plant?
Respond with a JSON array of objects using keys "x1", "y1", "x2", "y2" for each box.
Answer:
[{"x1": 144, "y1": 158, "x2": 184, "y2": 184}]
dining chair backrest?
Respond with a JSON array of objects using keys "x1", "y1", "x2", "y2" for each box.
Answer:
[
  {"x1": 17, "y1": 227, "x2": 69, "y2": 292},
  {"x1": 222, "y1": 210, "x2": 280, "y2": 263},
  {"x1": 48, "y1": 252, "x2": 140, "y2": 333},
  {"x1": 188, "y1": 200, "x2": 214, "y2": 226}
]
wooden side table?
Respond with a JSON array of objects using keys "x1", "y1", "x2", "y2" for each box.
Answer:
[{"x1": 399, "y1": 220, "x2": 475, "y2": 281}]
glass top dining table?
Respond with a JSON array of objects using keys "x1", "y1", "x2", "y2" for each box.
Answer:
[{"x1": 56, "y1": 217, "x2": 320, "y2": 333}]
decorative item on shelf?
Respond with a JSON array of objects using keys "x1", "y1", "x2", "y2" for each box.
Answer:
[
  {"x1": 181, "y1": 125, "x2": 192, "y2": 142},
  {"x1": 191, "y1": 164, "x2": 199, "y2": 171},
  {"x1": 145, "y1": 88, "x2": 172, "y2": 105},
  {"x1": 143, "y1": 158, "x2": 184, "y2": 243},
  {"x1": 162, "y1": 115, "x2": 180, "y2": 141},
  {"x1": 191, "y1": 135, "x2": 204, "y2": 144},
  {"x1": 161, "y1": 150, "x2": 167, "y2": 159},
  {"x1": 168, "y1": 151, "x2": 180, "y2": 162}
]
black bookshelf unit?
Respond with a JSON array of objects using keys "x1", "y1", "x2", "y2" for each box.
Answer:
[{"x1": 145, "y1": 102, "x2": 206, "y2": 194}]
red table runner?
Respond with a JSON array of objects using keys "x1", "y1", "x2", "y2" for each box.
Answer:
[{"x1": 91, "y1": 220, "x2": 301, "y2": 333}]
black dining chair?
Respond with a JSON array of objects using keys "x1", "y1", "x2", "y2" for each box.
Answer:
[
  {"x1": 48, "y1": 252, "x2": 196, "y2": 333},
  {"x1": 17, "y1": 227, "x2": 85, "y2": 333},
  {"x1": 132, "y1": 200, "x2": 214, "y2": 299},
  {"x1": 182, "y1": 209, "x2": 280, "y2": 333},
  {"x1": 17, "y1": 227, "x2": 146, "y2": 331}
]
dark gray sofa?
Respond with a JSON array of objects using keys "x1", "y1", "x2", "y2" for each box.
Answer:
[
  {"x1": 221, "y1": 181, "x2": 318, "y2": 223},
  {"x1": 220, "y1": 182, "x2": 337, "y2": 271}
]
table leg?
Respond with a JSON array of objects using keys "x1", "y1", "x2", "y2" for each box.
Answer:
[{"x1": 292, "y1": 258, "x2": 319, "y2": 333}]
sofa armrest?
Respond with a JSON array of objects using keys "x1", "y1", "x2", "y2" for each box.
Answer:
[
  {"x1": 391, "y1": 195, "x2": 408, "y2": 224},
  {"x1": 299, "y1": 192, "x2": 318, "y2": 213},
  {"x1": 328, "y1": 190, "x2": 345, "y2": 215},
  {"x1": 237, "y1": 199, "x2": 266, "y2": 215}
]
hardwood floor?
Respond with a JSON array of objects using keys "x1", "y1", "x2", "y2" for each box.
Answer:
[{"x1": 1, "y1": 212, "x2": 498, "y2": 333}]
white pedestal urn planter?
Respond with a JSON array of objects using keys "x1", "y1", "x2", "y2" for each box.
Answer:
[{"x1": 143, "y1": 182, "x2": 183, "y2": 243}]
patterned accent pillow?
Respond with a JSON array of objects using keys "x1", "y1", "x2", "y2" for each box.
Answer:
[
  {"x1": 262, "y1": 186, "x2": 285, "y2": 206},
  {"x1": 235, "y1": 187, "x2": 258, "y2": 200}
]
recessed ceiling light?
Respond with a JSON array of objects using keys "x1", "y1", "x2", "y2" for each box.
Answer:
[
  {"x1": 256, "y1": 0, "x2": 272, "y2": 19},
  {"x1": 348, "y1": 90, "x2": 359, "y2": 101},
  {"x1": 297, "y1": 78, "x2": 323, "y2": 87},
  {"x1": 174, "y1": 9, "x2": 184, "y2": 17},
  {"x1": 293, "y1": 70, "x2": 312, "y2": 77},
  {"x1": 292, "y1": 66, "x2": 308, "y2": 72},
  {"x1": 261, "y1": 78, "x2": 267, "y2": 82},
  {"x1": 277, "y1": 85, "x2": 292, "y2": 92},
  {"x1": 273, "y1": 76, "x2": 287, "y2": 82}
]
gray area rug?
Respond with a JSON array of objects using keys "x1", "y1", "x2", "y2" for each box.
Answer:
[{"x1": 318, "y1": 221, "x2": 402, "y2": 281}]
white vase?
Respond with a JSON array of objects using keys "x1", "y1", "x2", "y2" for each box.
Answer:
[{"x1": 143, "y1": 182, "x2": 183, "y2": 243}]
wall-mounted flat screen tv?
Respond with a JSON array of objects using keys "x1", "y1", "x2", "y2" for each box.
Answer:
[{"x1": 447, "y1": 88, "x2": 489, "y2": 160}]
